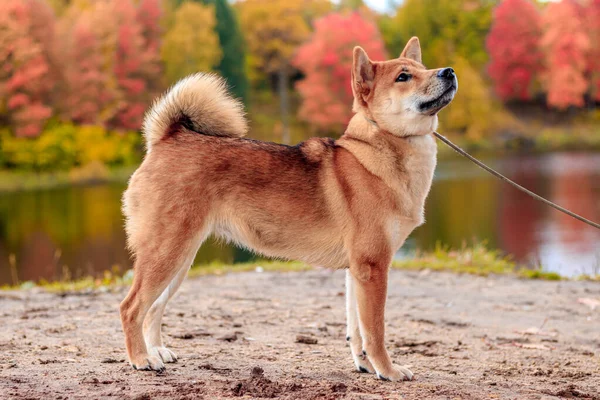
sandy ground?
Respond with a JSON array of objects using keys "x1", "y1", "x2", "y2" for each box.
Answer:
[{"x1": 0, "y1": 269, "x2": 599, "y2": 400}]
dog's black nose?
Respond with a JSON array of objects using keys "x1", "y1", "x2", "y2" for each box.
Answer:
[{"x1": 437, "y1": 67, "x2": 455, "y2": 79}]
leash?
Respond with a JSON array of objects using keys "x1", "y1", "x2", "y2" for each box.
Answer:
[{"x1": 432, "y1": 131, "x2": 600, "y2": 230}]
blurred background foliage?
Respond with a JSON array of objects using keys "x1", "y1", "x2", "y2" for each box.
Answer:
[{"x1": 0, "y1": 0, "x2": 600, "y2": 172}]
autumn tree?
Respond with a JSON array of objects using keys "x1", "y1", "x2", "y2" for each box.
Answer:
[
  {"x1": 586, "y1": 0, "x2": 600, "y2": 101},
  {"x1": 487, "y1": 0, "x2": 542, "y2": 101},
  {"x1": 293, "y1": 12, "x2": 387, "y2": 132},
  {"x1": 55, "y1": 0, "x2": 162, "y2": 130},
  {"x1": 109, "y1": 0, "x2": 158, "y2": 130},
  {"x1": 60, "y1": 12, "x2": 114, "y2": 124},
  {"x1": 541, "y1": 0, "x2": 589, "y2": 109},
  {"x1": 161, "y1": 2, "x2": 221, "y2": 84},
  {"x1": 439, "y1": 56, "x2": 511, "y2": 140},
  {"x1": 380, "y1": 0, "x2": 494, "y2": 69},
  {"x1": 136, "y1": 0, "x2": 164, "y2": 96},
  {"x1": 237, "y1": 0, "x2": 329, "y2": 144},
  {"x1": 0, "y1": 0, "x2": 55, "y2": 137}
]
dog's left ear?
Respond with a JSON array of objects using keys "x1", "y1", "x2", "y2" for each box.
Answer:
[
  {"x1": 400, "y1": 36, "x2": 422, "y2": 64},
  {"x1": 352, "y1": 46, "x2": 375, "y2": 108}
]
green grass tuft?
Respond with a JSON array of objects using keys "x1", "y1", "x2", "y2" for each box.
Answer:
[{"x1": 392, "y1": 242, "x2": 516, "y2": 276}]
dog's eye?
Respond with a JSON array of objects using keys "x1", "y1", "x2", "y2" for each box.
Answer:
[{"x1": 396, "y1": 73, "x2": 411, "y2": 82}]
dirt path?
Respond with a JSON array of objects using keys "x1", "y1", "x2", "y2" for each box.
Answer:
[{"x1": 1, "y1": 269, "x2": 599, "y2": 400}]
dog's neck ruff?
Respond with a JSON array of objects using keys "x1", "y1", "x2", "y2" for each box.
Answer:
[{"x1": 361, "y1": 113, "x2": 429, "y2": 139}]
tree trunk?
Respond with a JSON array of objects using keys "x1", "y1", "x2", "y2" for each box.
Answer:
[{"x1": 278, "y1": 66, "x2": 290, "y2": 145}]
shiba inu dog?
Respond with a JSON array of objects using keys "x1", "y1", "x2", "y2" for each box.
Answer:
[{"x1": 120, "y1": 37, "x2": 457, "y2": 382}]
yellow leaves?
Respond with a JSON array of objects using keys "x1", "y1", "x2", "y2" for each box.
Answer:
[
  {"x1": 0, "y1": 123, "x2": 139, "y2": 171},
  {"x1": 161, "y1": 1, "x2": 221, "y2": 84},
  {"x1": 439, "y1": 56, "x2": 512, "y2": 140},
  {"x1": 236, "y1": 0, "x2": 320, "y2": 74}
]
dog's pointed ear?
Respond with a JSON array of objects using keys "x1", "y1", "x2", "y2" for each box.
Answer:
[
  {"x1": 400, "y1": 36, "x2": 422, "y2": 63},
  {"x1": 352, "y1": 46, "x2": 375, "y2": 107}
]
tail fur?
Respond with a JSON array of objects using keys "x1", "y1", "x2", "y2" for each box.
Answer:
[{"x1": 142, "y1": 73, "x2": 248, "y2": 151}]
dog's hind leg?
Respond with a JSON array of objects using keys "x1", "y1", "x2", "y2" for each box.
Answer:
[
  {"x1": 120, "y1": 231, "x2": 204, "y2": 372},
  {"x1": 346, "y1": 270, "x2": 375, "y2": 373},
  {"x1": 143, "y1": 242, "x2": 199, "y2": 364}
]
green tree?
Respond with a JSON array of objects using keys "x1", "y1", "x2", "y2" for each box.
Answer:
[
  {"x1": 161, "y1": 2, "x2": 222, "y2": 84},
  {"x1": 200, "y1": 0, "x2": 248, "y2": 103},
  {"x1": 170, "y1": 0, "x2": 249, "y2": 103}
]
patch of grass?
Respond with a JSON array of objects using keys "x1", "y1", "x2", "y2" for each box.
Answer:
[
  {"x1": 188, "y1": 260, "x2": 312, "y2": 278},
  {"x1": 518, "y1": 268, "x2": 562, "y2": 281},
  {"x1": 392, "y1": 242, "x2": 565, "y2": 281},
  {"x1": 392, "y1": 242, "x2": 516, "y2": 276}
]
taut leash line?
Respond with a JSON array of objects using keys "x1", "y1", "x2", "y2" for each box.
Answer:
[{"x1": 432, "y1": 131, "x2": 600, "y2": 230}]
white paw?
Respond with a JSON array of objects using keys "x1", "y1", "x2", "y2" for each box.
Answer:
[
  {"x1": 376, "y1": 365, "x2": 413, "y2": 382},
  {"x1": 353, "y1": 351, "x2": 375, "y2": 374},
  {"x1": 131, "y1": 354, "x2": 165, "y2": 372},
  {"x1": 148, "y1": 346, "x2": 178, "y2": 363}
]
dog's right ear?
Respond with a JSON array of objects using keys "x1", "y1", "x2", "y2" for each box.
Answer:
[
  {"x1": 351, "y1": 46, "x2": 375, "y2": 109},
  {"x1": 399, "y1": 37, "x2": 422, "y2": 64}
]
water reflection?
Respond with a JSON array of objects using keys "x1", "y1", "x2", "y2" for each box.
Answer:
[{"x1": 0, "y1": 152, "x2": 598, "y2": 284}]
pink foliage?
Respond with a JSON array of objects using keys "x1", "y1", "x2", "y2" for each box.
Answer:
[
  {"x1": 62, "y1": 15, "x2": 114, "y2": 125},
  {"x1": 0, "y1": 0, "x2": 55, "y2": 137},
  {"x1": 486, "y1": 0, "x2": 543, "y2": 101},
  {"x1": 110, "y1": 0, "x2": 149, "y2": 130},
  {"x1": 293, "y1": 12, "x2": 387, "y2": 132},
  {"x1": 106, "y1": 0, "x2": 162, "y2": 130},
  {"x1": 541, "y1": 0, "x2": 590, "y2": 109}
]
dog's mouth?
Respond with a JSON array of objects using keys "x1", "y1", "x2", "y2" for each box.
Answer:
[{"x1": 418, "y1": 83, "x2": 457, "y2": 115}]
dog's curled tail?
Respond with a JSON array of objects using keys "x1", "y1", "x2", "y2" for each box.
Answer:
[{"x1": 143, "y1": 73, "x2": 248, "y2": 151}]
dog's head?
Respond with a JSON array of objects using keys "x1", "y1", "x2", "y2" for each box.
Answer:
[{"x1": 351, "y1": 37, "x2": 457, "y2": 137}]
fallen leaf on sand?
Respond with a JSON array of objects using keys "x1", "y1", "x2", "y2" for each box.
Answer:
[{"x1": 577, "y1": 298, "x2": 600, "y2": 311}]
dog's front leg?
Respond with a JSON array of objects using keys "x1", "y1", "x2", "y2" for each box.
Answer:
[
  {"x1": 346, "y1": 270, "x2": 375, "y2": 373},
  {"x1": 349, "y1": 256, "x2": 413, "y2": 382}
]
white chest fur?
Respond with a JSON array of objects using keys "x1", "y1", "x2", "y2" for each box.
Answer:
[{"x1": 387, "y1": 134, "x2": 437, "y2": 249}]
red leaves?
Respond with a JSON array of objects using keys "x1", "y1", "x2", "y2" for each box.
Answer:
[
  {"x1": 60, "y1": 0, "x2": 162, "y2": 130},
  {"x1": 542, "y1": 0, "x2": 590, "y2": 110},
  {"x1": 487, "y1": 0, "x2": 542, "y2": 101},
  {"x1": 293, "y1": 12, "x2": 387, "y2": 132},
  {"x1": 487, "y1": 0, "x2": 600, "y2": 109},
  {"x1": 0, "y1": 0, "x2": 54, "y2": 137}
]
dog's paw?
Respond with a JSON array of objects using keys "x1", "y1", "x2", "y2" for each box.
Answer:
[
  {"x1": 148, "y1": 346, "x2": 178, "y2": 363},
  {"x1": 353, "y1": 352, "x2": 375, "y2": 374},
  {"x1": 376, "y1": 365, "x2": 413, "y2": 382},
  {"x1": 130, "y1": 355, "x2": 165, "y2": 372}
]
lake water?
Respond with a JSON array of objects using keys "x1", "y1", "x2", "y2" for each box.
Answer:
[{"x1": 1, "y1": 151, "x2": 599, "y2": 285}]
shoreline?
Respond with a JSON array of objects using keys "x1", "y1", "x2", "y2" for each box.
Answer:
[{"x1": 3, "y1": 247, "x2": 598, "y2": 293}]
